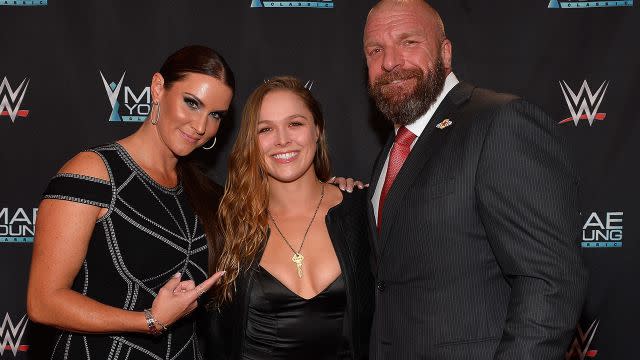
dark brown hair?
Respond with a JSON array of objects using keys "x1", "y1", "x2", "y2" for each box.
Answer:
[{"x1": 159, "y1": 45, "x2": 234, "y2": 280}]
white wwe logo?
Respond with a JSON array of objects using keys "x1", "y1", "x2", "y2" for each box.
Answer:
[
  {"x1": 565, "y1": 319, "x2": 599, "y2": 360},
  {"x1": 0, "y1": 77, "x2": 30, "y2": 123},
  {"x1": 559, "y1": 80, "x2": 608, "y2": 126},
  {"x1": 0, "y1": 313, "x2": 29, "y2": 356}
]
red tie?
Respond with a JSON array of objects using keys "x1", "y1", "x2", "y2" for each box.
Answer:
[{"x1": 378, "y1": 126, "x2": 416, "y2": 230}]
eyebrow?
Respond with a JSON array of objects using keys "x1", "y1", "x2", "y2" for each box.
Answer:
[
  {"x1": 184, "y1": 92, "x2": 204, "y2": 107},
  {"x1": 184, "y1": 92, "x2": 228, "y2": 112},
  {"x1": 396, "y1": 31, "x2": 423, "y2": 41},
  {"x1": 364, "y1": 31, "x2": 424, "y2": 48},
  {"x1": 364, "y1": 39, "x2": 381, "y2": 48},
  {"x1": 258, "y1": 114, "x2": 309, "y2": 124}
]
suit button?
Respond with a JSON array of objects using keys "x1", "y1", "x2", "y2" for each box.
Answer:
[{"x1": 377, "y1": 281, "x2": 386, "y2": 292}]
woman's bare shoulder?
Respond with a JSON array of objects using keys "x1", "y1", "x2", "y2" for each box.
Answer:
[{"x1": 57, "y1": 151, "x2": 109, "y2": 182}]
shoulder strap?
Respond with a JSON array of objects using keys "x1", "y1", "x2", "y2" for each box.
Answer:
[{"x1": 42, "y1": 173, "x2": 112, "y2": 208}]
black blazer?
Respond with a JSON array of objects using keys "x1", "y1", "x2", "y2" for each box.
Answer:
[
  {"x1": 205, "y1": 190, "x2": 374, "y2": 359},
  {"x1": 367, "y1": 82, "x2": 588, "y2": 360}
]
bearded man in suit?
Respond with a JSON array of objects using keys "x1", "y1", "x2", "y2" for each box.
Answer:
[{"x1": 363, "y1": 1, "x2": 588, "y2": 359}]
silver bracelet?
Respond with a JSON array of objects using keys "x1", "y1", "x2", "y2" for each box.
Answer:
[{"x1": 143, "y1": 309, "x2": 167, "y2": 336}]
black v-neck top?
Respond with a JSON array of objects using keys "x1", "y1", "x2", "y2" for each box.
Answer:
[
  {"x1": 206, "y1": 189, "x2": 375, "y2": 360},
  {"x1": 240, "y1": 266, "x2": 349, "y2": 359}
]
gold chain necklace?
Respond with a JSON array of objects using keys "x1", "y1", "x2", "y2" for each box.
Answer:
[{"x1": 267, "y1": 183, "x2": 325, "y2": 278}]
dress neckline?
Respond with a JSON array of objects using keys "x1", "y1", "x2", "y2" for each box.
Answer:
[
  {"x1": 257, "y1": 265, "x2": 342, "y2": 301},
  {"x1": 113, "y1": 142, "x2": 182, "y2": 193}
]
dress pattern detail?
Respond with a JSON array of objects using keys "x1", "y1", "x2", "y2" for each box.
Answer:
[{"x1": 43, "y1": 143, "x2": 208, "y2": 360}]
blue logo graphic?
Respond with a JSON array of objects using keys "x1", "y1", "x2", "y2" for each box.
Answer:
[
  {"x1": 0, "y1": 208, "x2": 37, "y2": 243},
  {"x1": 100, "y1": 71, "x2": 151, "y2": 122},
  {"x1": 0, "y1": 0, "x2": 46, "y2": 5},
  {"x1": 251, "y1": 0, "x2": 334, "y2": 8},
  {"x1": 549, "y1": 0, "x2": 632, "y2": 8},
  {"x1": 581, "y1": 212, "x2": 623, "y2": 248}
]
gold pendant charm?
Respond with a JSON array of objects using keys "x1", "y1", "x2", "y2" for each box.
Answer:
[{"x1": 292, "y1": 253, "x2": 304, "y2": 278}]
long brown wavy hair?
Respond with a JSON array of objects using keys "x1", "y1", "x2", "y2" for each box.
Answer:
[{"x1": 214, "y1": 76, "x2": 331, "y2": 305}]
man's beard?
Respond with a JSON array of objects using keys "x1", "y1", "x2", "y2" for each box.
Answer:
[{"x1": 369, "y1": 56, "x2": 447, "y2": 126}]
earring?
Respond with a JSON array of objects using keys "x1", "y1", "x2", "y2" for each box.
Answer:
[
  {"x1": 151, "y1": 101, "x2": 160, "y2": 125},
  {"x1": 202, "y1": 137, "x2": 217, "y2": 150}
]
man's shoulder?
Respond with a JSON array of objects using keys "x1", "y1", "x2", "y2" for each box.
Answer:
[
  {"x1": 460, "y1": 83, "x2": 556, "y2": 137},
  {"x1": 452, "y1": 82, "x2": 537, "y2": 123},
  {"x1": 465, "y1": 84, "x2": 521, "y2": 110}
]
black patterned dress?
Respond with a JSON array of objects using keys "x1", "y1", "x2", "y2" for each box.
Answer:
[{"x1": 42, "y1": 143, "x2": 209, "y2": 360}]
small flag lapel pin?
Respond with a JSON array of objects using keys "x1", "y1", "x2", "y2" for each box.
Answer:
[{"x1": 436, "y1": 118, "x2": 453, "y2": 129}]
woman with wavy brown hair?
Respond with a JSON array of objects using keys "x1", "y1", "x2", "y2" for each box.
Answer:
[{"x1": 206, "y1": 76, "x2": 374, "y2": 360}]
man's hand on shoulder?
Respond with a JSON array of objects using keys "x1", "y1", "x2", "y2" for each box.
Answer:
[{"x1": 327, "y1": 176, "x2": 369, "y2": 193}]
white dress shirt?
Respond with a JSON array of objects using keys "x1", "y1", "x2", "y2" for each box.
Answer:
[{"x1": 372, "y1": 72, "x2": 460, "y2": 224}]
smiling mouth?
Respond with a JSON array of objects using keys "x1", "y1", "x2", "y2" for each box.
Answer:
[
  {"x1": 272, "y1": 151, "x2": 299, "y2": 162},
  {"x1": 384, "y1": 77, "x2": 416, "y2": 86},
  {"x1": 179, "y1": 130, "x2": 201, "y2": 144}
]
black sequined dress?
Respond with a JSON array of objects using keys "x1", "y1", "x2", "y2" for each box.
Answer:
[{"x1": 43, "y1": 143, "x2": 209, "y2": 360}]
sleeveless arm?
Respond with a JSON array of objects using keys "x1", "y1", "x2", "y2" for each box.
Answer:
[
  {"x1": 27, "y1": 151, "x2": 151, "y2": 333},
  {"x1": 28, "y1": 149, "x2": 215, "y2": 335}
]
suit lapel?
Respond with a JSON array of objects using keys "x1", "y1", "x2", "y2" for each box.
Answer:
[
  {"x1": 367, "y1": 135, "x2": 394, "y2": 257},
  {"x1": 378, "y1": 82, "x2": 475, "y2": 255}
]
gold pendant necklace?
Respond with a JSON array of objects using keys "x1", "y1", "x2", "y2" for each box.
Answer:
[{"x1": 267, "y1": 183, "x2": 325, "y2": 278}]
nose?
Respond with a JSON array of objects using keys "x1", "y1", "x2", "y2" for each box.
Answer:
[
  {"x1": 382, "y1": 46, "x2": 403, "y2": 73},
  {"x1": 191, "y1": 115, "x2": 207, "y2": 136},
  {"x1": 275, "y1": 126, "x2": 291, "y2": 147}
]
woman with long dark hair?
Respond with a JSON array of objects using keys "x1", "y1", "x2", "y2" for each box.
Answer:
[
  {"x1": 209, "y1": 76, "x2": 374, "y2": 360},
  {"x1": 27, "y1": 45, "x2": 232, "y2": 360}
]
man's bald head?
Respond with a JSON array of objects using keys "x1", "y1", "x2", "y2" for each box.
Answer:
[
  {"x1": 363, "y1": 0, "x2": 452, "y2": 126},
  {"x1": 367, "y1": 0, "x2": 446, "y2": 42}
]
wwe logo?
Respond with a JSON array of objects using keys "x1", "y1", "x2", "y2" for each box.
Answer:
[
  {"x1": 100, "y1": 71, "x2": 126, "y2": 122},
  {"x1": 565, "y1": 320, "x2": 599, "y2": 360},
  {"x1": 0, "y1": 313, "x2": 29, "y2": 356},
  {"x1": 558, "y1": 80, "x2": 608, "y2": 126},
  {"x1": 0, "y1": 77, "x2": 30, "y2": 123}
]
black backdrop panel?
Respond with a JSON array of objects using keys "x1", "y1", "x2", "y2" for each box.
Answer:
[{"x1": 0, "y1": 1, "x2": 637, "y2": 358}]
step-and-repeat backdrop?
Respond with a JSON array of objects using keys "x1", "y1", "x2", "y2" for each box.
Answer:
[{"x1": 1, "y1": 1, "x2": 637, "y2": 359}]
